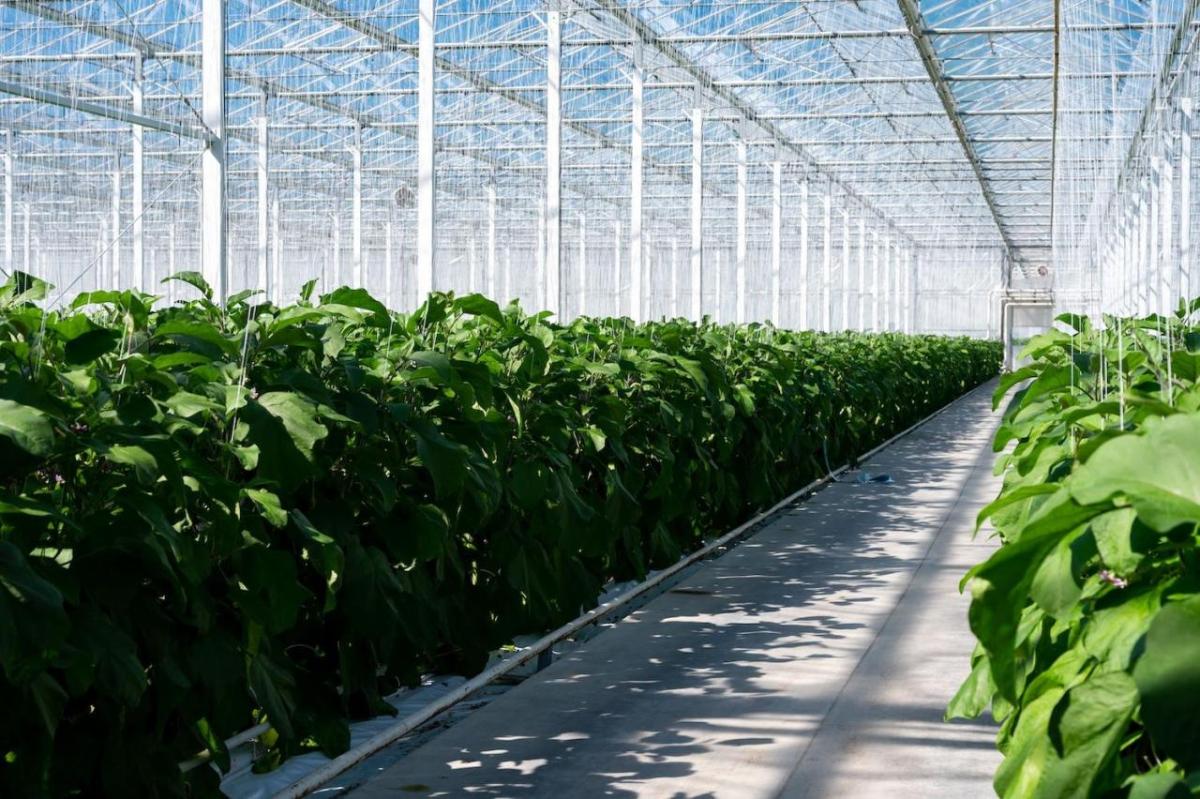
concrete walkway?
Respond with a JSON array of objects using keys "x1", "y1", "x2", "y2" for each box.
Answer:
[{"x1": 348, "y1": 382, "x2": 1003, "y2": 799}]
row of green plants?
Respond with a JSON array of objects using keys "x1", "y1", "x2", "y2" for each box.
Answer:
[
  {"x1": 0, "y1": 271, "x2": 1000, "y2": 797},
  {"x1": 950, "y1": 306, "x2": 1200, "y2": 797}
]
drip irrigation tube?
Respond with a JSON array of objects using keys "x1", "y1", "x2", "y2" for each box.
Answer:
[{"x1": 184, "y1": 378, "x2": 997, "y2": 797}]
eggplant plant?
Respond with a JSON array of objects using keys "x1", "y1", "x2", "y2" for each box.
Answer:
[
  {"x1": 0, "y1": 271, "x2": 1000, "y2": 797},
  {"x1": 951, "y1": 304, "x2": 1200, "y2": 798}
]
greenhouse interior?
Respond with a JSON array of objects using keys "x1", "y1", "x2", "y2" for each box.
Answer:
[{"x1": 2, "y1": 0, "x2": 1199, "y2": 797}]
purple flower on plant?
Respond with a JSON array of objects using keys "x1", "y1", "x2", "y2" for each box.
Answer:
[{"x1": 1099, "y1": 569, "x2": 1128, "y2": 589}]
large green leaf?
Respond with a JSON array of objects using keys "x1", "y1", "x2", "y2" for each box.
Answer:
[
  {"x1": 154, "y1": 319, "x2": 240, "y2": 357},
  {"x1": 1089, "y1": 507, "x2": 1146, "y2": 576},
  {"x1": 1081, "y1": 584, "x2": 1164, "y2": 670},
  {"x1": 1132, "y1": 594, "x2": 1200, "y2": 770},
  {"x1": 254, "y1": 386, "x2": 326, "y2": 458},
  {"x1": 994, "y1": 687, "x2": 1064, "y2": 798},
  {"x1": 162, "y1": 270, "x2": 213, "y2": 300},
  {"x1": 0, "y1": 399, "x2": 53, "y2": 456},
  {"x1": 1125, "y1": 773, "x2": 1190, "y2": 799},
  {"x1": 0, "y1": 270, "x2": 50, "y2": 305},
  {"x1": 1029, "y1": 526, "x2": 1095, "y2": 619},
  {"x1": 323, "y1": 286, "x2": 389, "y2": 320},
  {"x1": 289, "y1": 509, "x2": 343, "y2": 608},
  {"x1": 965, "y1": 504, "x2": 1082, "y2": 700},
  {"x1": 0, "y1": 542, "x2": 68, "y2": 682},
  {"x1": 103, "y1": 444, "x2": 159, "y2": 484},
  {"x1": 454, "y1": 293, "x2": 503, "y2": 324},
  {"x1": 1034, "y1": 672, "x2": 1139, "y2": 798},
  {"x1": 247, "y1": 649, "x2": 299, "y2": 742},
  {"x1": 945, "y1": 653, "x2": 995, "y2": 720},
  {"x1": 410, "y1": 419, "x2": 467, "y2": 498},
  {"x1": 70, "y1": 609, "x2": 148, "y2": 706},
  {"x1": 243, "y1": 488, "x2": 287, "y2": 528},
  {"x1": 64, "y1": 328, "x2": 121, "y2": 364},
  {"x1": 233, "y1": 548, "x2": 313, "y2": 635},
  {"x1": 1070, "y1": 414, "x2": 1200, "y2": 531}
]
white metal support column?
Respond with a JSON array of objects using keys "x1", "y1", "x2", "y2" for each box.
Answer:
[
  {"x1": 883, "y1": 241, "x2": 892, "y2": 331},
  {"x1": 3, "y1": 130, "x2": 11, "y2": 275},
  {"x1": 131, "y1": 55, "x2": 145, "y2": 291},
  {"x1": 352, "y1": 124, "x2": 363, "y2": 287},
  {"x1": 871, "y1": 231, "x2": 881, "y2": 332},
  {"x1": 486, "y1": 179, "x2": 497, "y2": 297},
  {"x1": 629, "y1": 39, "x2": 644, "y2": 321},
  {"x1": 690, "y1": 91, "x2": 704, "y2": 320},
  {"x1": 271, "y1": 199, "x2": 281, "y2": 303},
  {"x1": 467, "y1": 225, "x2": 478, "y2": 294},
  {"x1": 1125, "y1": 215, "x2": 1133, "y2": 313},
  {"x1": 902, "y1": 250, "x2": 912, "y2": 333},
  {"x1": 22, "y1": 202, "x2": 30, "y2": 273},
  {"x1": 1182, "y1": 77, "x2": 1194, "y2": 300},
  {"x1": 1149, "y1": 159, "x2": 1161, "y2": 314},
  {"x1": 612, "y1": 220, "x2": 621, "y2": 317},
  {"x1": 546, "y1": 7, "x2": 563, "y2": 315},
  {"x1": 856, "y1": 218, "x2": 866, "y2": 330},
  {"x1": 417, "y1": 0, "x2": 436, "y2": 301},
  {"x1": 536, "y1": 206, "x2": 545, "y2": 307},
  {"x1": 840, "y1": 208, "x2": 850, "y2": 329},
  {"x1": 1137, "y1": 183, "x2": 1149, "y2": 314},
  {"x1": 111, "y1": 158, "x2": 120, "y2": 289},
  {"x1": 202, "y1": 0, "x2": 227, "y2": 302},
  {"x1": 771, "y1": 158, "x2": 782, "y2": 325},
  {"x1": 670, "y1": 238, "x2": 679, "y2": 318},
  {"x1": 1180, "y1": 88, "x2": 1190, "y2": 298},
  {"x1": 882, "y1": 236, "x2": 892, "y2": 330},
  {"x1": 908, "y1": 250, "x2": 917, "y2": 333},
  {"x1": 256, "y1": 91, "x2": 269, "y2": 294},
  {"x1": 822, "y1": 191, "x2": 831, "y2": 331},
  {"x1": 332, "y1": 212, "x2": 341, "y2": 286},
  {"x1": 98, "y1": 222, "x2": 107, "y2": 292},
  {"x1": 893, "y1": 244, "x2": 903, "y2": 331},
  {"x1": 735, "y1": 139, "x2": 747, "y2": 324},
  {"x1": 503, "y1": 234, "x2": 512, "y2": 302},
  {"x1": 1160, "y1": 145, "x2": 1174, "y2": 313},
  {"x1": 800, "y1": 180, "x2": 809, "y2": 329},
  {"x1": 167, "y1": 221, "x2": 176, "y2": 297},
  {"x1": 1114, "y1": 223, "x2": 1125, "y2": 314},
  {"x1": 389, "y1": 220, "x2": 399, "y2": 304},
  {"x1": 578, "y1": 212, "x2": 588, "y2": 316},
  {"x1": 713, "y1": 248, "x2": 722, "y2": 322}
]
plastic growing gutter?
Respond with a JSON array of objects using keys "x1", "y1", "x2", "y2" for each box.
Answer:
[{"x1": 181, "y1": 377, "x2": 999, "y2": 796}]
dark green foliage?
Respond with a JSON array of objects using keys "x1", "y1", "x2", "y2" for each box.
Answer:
[
  {"x1": 0, "y1": 271, "x2": 998, "y2": 796},
  {"x1": 951, "y1": 309, "x2": 1200, "y2": 798}
]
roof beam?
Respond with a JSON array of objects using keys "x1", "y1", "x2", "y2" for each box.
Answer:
[
  {"x1": 0, "y1": 21, "x2": 1180, "y2": 63},
  {"x1": 0, "y1": 71, "x2": 1157, "y2": 106},
  {"x1": 896, "y1": 0, "x2": 1019, "y2": 264},
  {"x1": 0, "y1": 78, "x2": 211, "y2": 141}
]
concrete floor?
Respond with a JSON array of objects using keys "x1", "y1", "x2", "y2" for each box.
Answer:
[{"x1": 348, "y1": 383, "x2": 1003, "y2": 799}]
